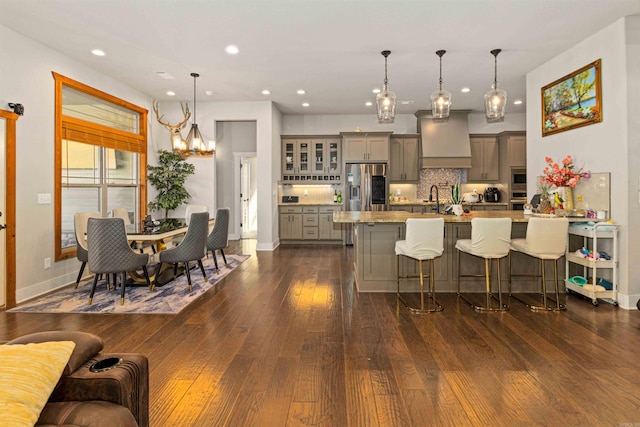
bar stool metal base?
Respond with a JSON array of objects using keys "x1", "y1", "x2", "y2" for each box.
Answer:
[
  {"x1": 456, "y1": 251, "x2": 509, "y2": 313},
  {"x1": 397, "y1": 257, "x2": 443, "y2": 314},
  {"x1": 509, "y1": 253, "x2": 566, "y2": 312}
]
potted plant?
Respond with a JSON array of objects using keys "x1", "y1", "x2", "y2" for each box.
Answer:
[
  {"x1": 147, "y1": 150, "x2": 196, "y2": 219},
  {"x1": 450, "y1": 182, "x2": 464, "y2": 216}
]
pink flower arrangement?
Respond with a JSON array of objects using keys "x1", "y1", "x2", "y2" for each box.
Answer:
[{"x1": 541, "y1": 155, "x2": 589, "y2": 188}]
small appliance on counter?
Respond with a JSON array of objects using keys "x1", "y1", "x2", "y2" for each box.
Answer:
[
  {"x1": 281, "y1": 196, "x2": 299, "y2": 203},
  {"x1": 484, "y1": 187, "x2": 500, "y2": 202}
]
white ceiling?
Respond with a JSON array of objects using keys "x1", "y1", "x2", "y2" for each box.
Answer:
[{"x1": 1, "y1": 0, "x2": 638, "y2": 116}]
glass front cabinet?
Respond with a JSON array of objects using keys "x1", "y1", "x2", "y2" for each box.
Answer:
[{"x1": 282, "y1": 137, "x2": 341, "y2": 183}]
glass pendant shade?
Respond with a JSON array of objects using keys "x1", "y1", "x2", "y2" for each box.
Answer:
[
  {"x1": 484, "y1": 49, "x2": 507, "y2": 122},
  {"x1": 376, "y1": 50, "x2": 396, "y2": 124},
  {"x1": 484, "y1": 86, "x2": 507, "y2": 121},
  {"x1": 376, "y1": 85, "x2": 396, "y2": 124},
  {"x1": 430, "y1": 50, "x2": 451, "y2": 119}
]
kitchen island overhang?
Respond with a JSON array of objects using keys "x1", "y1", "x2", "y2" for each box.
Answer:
[{"x1": 333, "y1": 210, "x2": 593, "y2": 293}]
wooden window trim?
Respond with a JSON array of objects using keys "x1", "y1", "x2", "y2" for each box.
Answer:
[{"x1": 53, "y1": 72, "x2": 147, "y2": 261}]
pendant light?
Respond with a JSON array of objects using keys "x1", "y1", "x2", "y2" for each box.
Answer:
[
  {"x1": 430, "y1": 50, "x2": 452, "y2": 120},
  {"x1": 184, "y1": 72, "x2": 214, "y2": 156},
  {"x1": 376, "y1": 50, "x2": 396, "y2": 124},
  {"x1": 484, "y1": 49, "x2": 507, "y2": 122}
]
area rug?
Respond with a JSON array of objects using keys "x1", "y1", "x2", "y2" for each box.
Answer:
[{"x1": 9, "y1": 254, "x2": 249, "y2": 314}]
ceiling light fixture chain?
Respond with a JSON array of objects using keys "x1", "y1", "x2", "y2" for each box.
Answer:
[
  {"x1": 430, "y1": 49, "x2": 451, "y2": 120},
  {"x1": 184, "y1": 72, "x2": 214, "y2": 157},
  {"x1": 484, "y1": 48, "x2": 507, "y2": 122},
  {"x1": 376, "y1": 50, "x2": 396, "y2": 124}
]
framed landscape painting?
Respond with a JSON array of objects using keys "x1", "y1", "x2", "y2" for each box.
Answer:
[{"x1": 541, "y1": 59, "x2": 602, "y2": 137}]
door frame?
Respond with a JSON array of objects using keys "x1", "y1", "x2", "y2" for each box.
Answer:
[
  {"x1": 1, "y1": 109, "x2": 18, "y2": 308},
  {"x1": 233, "y1": 151, "x2": 257, "y2": 240}
]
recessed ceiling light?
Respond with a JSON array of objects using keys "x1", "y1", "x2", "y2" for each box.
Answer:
[
  {"x1": 262, "y1": 89, "x2": 271, "y2": 95},
  {"x1": 302, "y1": 102, "x2": 310, "y2": 107},
  {"x1": 166, "y1": 91, "x2": 176, "y2": 96},
  {"x1": 372, "y1": 88, "x2": 381, "y2": 94},
  {"x1": 461, "y1": 87, "x2": 471, "y2": 93},
  {"x1": 514, "y1": 99, "x2": 523, "y2": 105},
  {"x1": 297, "y1": 89, "x2": 306, "y2": 95},
  {"x1": 155, "y1": 71, "x2": 175, "y2": 80},
  {"x1": 91, "y1": 49, "x2": 106, "y2": 56},
  {"x1": 204, "y1": 90, "x2": 213, "y2": 96},
  {"x1": 225, "y1": 45, "x2": 239, "y2": 55},
  {"x1": 365, "y1": 101, "x2": 373, "y2": 107},
  {"x1": 399, "y1": 100, "x2": 415, "y2": 105}
]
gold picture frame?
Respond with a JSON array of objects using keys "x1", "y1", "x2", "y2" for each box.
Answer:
[{"x1": 541, "y1": 59, "x2": 602, "y2": 137}]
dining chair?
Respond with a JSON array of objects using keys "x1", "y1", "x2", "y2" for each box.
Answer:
[
  {"x1": 111, "y1": 207, "x2": 132, "y2": 225},
  {"x1": 73, "y1": 211, "x2": 101, "y2": 288},
  {"x1": 207, "y1": 208, "x2": 230, "y2": 274},
  {"x1": 87, "y1": 217, "x2": 152, "y2": 305},
  {"x1": 395, "y1": 218, "x2": 445, "y2": 313},
  {"x1": 456, "y1": 217, "x2": 512, "y2": 312},
  {"x1": 509, "y1": 217, "x2": 569, "y2": 311},
  {"x1": 157, "y1": 211, "x2": 209, "y2": 291}
]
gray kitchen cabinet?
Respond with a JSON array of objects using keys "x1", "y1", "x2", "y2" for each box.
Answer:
[
  {"x1": 501, "y1": 132, "x2": 527, "y2": 167},
  {"x1": 282, "y1": 136, "x2": 342, "y2": 183},
  {"x1": 302, "y1": 206, "x2": 319, "y2": 240},
  {"x1": 319, "y1": 206, "x2": 343, "y2": 240},
  {"x1": 279, "y1": 206, "x2": 303, "y2": 240},
  {"x1": 359, "y1": 223, "x2": 402, "y2": 282},
  {"x1": 311, "y1": 138, "x2": 341, "y2": 176},
  {"x1": 342, "y1": 132, "x2": 391, "y2": 162},
  {"x1": 468, "y1": 135, "x2": 499, "y2": 182},
  {"x1": 390, "y1": 136, "x2": 419, "y2": 181}
]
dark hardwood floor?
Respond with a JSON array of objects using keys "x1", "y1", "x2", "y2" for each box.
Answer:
[{"x1": 2, "y1": 240, "x2": 640, "y2": 426}]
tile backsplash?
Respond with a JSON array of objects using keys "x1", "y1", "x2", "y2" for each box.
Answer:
[{"x1": 417, "y1": 169, "x2": 467, "y2": 199}]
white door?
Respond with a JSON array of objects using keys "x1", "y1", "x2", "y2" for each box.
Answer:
[
  {"x1": 240, "y1": 156, "x2": 258, "y2": 239},
  {"x1": 0, "y1": 118, "x2": 6, "y2": 307}
]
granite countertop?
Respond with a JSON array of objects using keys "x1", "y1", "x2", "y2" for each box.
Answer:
[
  {"x1": 279, "y1": 202, "x2": 343, "y2": 206},
  {"x1": 390, "y1": 200, "x2": 509, "y2": 206},
  {"x1": 333, "y1": 210, "x2": 603, "y2": 224}
]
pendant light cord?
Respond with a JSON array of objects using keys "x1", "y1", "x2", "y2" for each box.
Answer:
[
  {"x1": 494, "y1": 55, "x2": 498, "y2": 89},
  {"x1": 439, "y1": 56, "x2": 443, "y2": 91},
  {"x1": 384, "y1": 56, "x2": 388, "y2": 87},
  {"x1": 191, "y1": 72, "x2": 199, "y2": 125}
]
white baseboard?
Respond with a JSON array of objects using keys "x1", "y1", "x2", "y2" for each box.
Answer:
[{"x1": 16, "y1": 271, "x2": 79, "y2": 304}]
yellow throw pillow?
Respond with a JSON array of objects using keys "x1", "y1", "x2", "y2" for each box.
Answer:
[{"x1": 0, "y1": 341, "x2": 75, "y2": 427}]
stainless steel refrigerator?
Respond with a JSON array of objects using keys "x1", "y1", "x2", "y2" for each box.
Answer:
[{"x1": 344, "y1": 163, "x2": 388, "y2": 245}]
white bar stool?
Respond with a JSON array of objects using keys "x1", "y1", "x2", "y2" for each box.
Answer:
[
  {"x1": 396, "y1": 218, "x2": 445, "y2": 313},
  {"x1": 508, "y1": 217, "x2": 569, "y2": 311},
  {"x1": 456, "y1": 217, "x2": 512, "y2": 312}
]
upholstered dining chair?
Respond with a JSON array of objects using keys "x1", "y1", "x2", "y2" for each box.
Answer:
[
  {"x1": 74, "y1": 211, "x2": 101, "y2": 288},
  {"x1": 185, "y1": 205, "x2": 208, "y2": 225},
  {"x1": 87, "y1": 217, "x2": 151, "y2": 305},
  {"x1": 508, "y1": 217, "x2": 569, "y2": 311},
  {"x1": 456, "y1": 217, "x2": 512, "y2": 312},
  {"x1": 207, "y1": 208, "x2": 230, "y2": 274},
  {"x1": 157, "y1": 211, "x2": 209, "y2": 291},
  {"x1": 395, "y1": 218, "x2": 445, "y2": 313},
  {"x1": 110, "y1": 207, "x2": 131, "y2": 225}
]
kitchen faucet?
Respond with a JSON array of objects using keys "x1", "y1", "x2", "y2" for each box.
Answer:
[{"x1": 429, "y1": 185, "x2": 439, "y2": 214}]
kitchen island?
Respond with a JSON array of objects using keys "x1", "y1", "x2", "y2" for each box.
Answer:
[{"x1": 333, "y1": 210, "x2": 587, "y2": 293}]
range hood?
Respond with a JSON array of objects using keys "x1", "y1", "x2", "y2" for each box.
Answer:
[{"x1": 415, "y1": 110, "x2": 471, "y2": 168}]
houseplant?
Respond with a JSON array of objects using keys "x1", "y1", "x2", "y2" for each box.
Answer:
[
  {"x1": 147, "y1": 150, "x2": 196, "y2": 219},
  {"x1": 450, "y1": 182, "x2": 463, "y2": 216}
]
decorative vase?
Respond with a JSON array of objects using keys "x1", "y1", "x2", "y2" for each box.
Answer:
[
  {"x1": 452, "y1": 204, "x2": 464, "y2": 216},
  {"x1": 539, "y1": 196, "x2": 552, "y2": 214},
  {"x1": 560, "y1": 186, "x2": 574, "y2": 211}
]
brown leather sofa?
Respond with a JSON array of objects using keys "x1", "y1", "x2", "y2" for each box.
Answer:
[{"x1": 6, "y1": 331, "x2": 149, "y2": 427}]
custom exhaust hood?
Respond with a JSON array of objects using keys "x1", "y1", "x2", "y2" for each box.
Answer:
[{"x1": 415, "y1": 110, "x2": 472, "y2": 168}]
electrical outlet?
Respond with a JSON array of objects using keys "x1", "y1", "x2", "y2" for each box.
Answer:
[
  {"x1": 303, "y1": 190, "x2": 308, "y2": 196},
  {"x1": 44, "y1": 257, "x2": 51, "y2": 269}
]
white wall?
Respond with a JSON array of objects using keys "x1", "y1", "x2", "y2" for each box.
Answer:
[
  {"x1": 526, "y1": 16, "x2": 639, "y2": 308},
  {"x1": 467, "y1": 112, "x2": 526, "y2": 134},
  {"x1": 151, "y1": 100, "x2": 280, "y2": 251},
  {"x1": 283, "y1": 113, "x2": 417, "y2": 135},
  {"x1": 0, "y1": 24, "x2": 153, "y2": 302},
  {"x1": 215, "y1": 121, "x2": 257, "y2": 238}
]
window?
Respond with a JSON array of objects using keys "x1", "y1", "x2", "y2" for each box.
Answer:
[{"x1": 54, "y1": 73, "x2": 147, "y2": 261}]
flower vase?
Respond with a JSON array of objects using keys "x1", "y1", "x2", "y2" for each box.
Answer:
[
  {"x1": 561, "y1": 186, "x2": 574, "y2": 211},
  {"x1": 452, "y1": 204, "x2": 464, "y2": 216}
]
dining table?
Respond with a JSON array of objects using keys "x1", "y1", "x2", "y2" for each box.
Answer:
[{"x1": 126, "y1": 217, "x2": 215, "y2": 285}]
